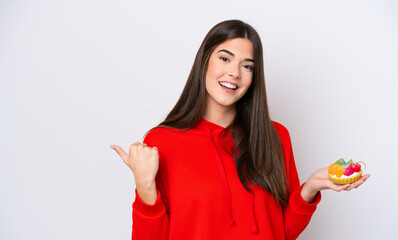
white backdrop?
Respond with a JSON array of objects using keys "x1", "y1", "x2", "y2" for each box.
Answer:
[{"x1": 1, "y1": 0, "x2": 397, "y2": 239}]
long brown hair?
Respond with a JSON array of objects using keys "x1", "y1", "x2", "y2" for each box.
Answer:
[{"x1": 151, "y1": 19, "x2": 289, "y2": 206}]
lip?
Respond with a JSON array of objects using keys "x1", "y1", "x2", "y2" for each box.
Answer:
[{"x1": 218, "y1": 81, "x2": 238, "y2": 93}]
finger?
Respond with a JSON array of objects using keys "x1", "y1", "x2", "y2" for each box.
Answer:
[
  {"x1": 140, "y1": 142, "x2": 149, "y2": 149},
  {"x1": 354, "y1": 174, "x2": 370, "y2": 185},
  {"x1": 150, "y1": 147, "x2": 159, "y2": 157},
  {"x1": 129, "y1": 142, "x2": 142, "y2": 155},
  {"x1": 321, "y1": 168, "x2": 328, "y2": 173},
  {"x1": 110, "y1": 145, "x2": 129, "y2": 162},
  {"x1": 362, "y1": 174, "x2": 371, "y2": 180},
  {"x1": 338, "y1": 184, "x2": 351, "y2": 191},
  {"x1": 134, "y1": 141, "x2": 145, "y2": 148},
  {"x1": 329, "y1": 183, "x2": 350, "y2": 192},
  {"x1": 347, "y1": 174, "x2": 370, "y2": 190}
]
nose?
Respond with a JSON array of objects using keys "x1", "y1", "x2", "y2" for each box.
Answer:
[{"x1": 228, "y1": 64, "x2": 240, "y2": 79}]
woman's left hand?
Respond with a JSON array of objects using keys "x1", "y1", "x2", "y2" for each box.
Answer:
[{"x1": 301, "y1": 167, "x2": 371, "y2": 203}]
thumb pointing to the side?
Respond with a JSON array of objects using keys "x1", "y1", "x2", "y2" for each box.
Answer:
[{"x1": 110, "y1": 145, "x2": 129, "y2": 164}]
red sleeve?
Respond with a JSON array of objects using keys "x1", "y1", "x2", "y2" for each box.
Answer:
[
  {"x1": 131, "y1": 128, "x2": 170, "y2": 240},
  {"x1": 273, "y1": 122, "x2": 321, "y2": 240}
]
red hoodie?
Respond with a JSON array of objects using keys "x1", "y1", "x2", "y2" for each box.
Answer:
[{"x1": 132, "y1": 118, "x2": 321, "y2": 240}]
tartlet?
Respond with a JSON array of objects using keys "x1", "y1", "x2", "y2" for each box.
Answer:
[{"x1": 328, "y1": 158, "x2": 366, "y2": 184}]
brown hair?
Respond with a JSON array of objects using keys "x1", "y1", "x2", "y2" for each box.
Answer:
[{"x1": 151, "y1": 19, "x2": 289, "y2": 206}]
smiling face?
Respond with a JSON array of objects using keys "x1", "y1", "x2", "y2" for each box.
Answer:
[{"x1": 205, "y1": 38, "x2": 254, "y2": 115}]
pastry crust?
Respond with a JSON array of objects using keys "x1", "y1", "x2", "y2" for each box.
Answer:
[{"x1": 328, "y1": 170, "x2": 362, "y2": 184}]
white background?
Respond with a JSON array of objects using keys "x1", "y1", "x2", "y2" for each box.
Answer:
[{"x1": 1, "y1": 0, "x2": 397, "y2": 239}]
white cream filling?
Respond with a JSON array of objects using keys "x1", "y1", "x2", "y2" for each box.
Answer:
[{"x1": 331, "y1": 171, "x2": 360, "y2": 178}]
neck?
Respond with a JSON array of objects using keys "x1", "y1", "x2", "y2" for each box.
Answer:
[{"x1": 203, "y1": 100, "x2": 236, "y2": 128}]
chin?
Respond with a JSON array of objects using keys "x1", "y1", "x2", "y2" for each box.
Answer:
[{"x1": 218, "y1": 101, "x2": 237, "y2": 108}]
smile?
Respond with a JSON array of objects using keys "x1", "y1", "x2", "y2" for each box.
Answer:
[{"x1": 219, "y1": 81, "x2": 238, "y2": 90}]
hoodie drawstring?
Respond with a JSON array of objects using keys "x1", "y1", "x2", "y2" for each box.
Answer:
[
  {"x1": 204, "y1": 125, "x2": 235, "y2": 225},
  {"x1": 250, "y1": 186, "x2": 258, "y2": 233},
  {"x1": 204, "y1": 124, "x2": 259, "y2": 233}
]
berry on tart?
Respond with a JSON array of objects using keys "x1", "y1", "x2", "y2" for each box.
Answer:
[{"x1": 328, "y1": 158, "x2": 366, "y2": 184}]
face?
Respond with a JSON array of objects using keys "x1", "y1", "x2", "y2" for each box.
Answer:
[{"x1": 205, "y1": 38, "x2": 254, "y2": 112}]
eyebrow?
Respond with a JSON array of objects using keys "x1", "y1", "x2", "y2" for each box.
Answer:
[{"x1": 217, "y1": 49, "x2": 254, "y2": 63}]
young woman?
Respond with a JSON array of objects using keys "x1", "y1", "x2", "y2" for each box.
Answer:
[{"x1": 111, "y1": 20, "x2": 369, "y2": 240}]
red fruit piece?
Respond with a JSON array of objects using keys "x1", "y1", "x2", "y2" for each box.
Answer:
[
  {"x1": 344, "y1": 167, "x2": 354, "y2": 176},
  {"x1": 349, "y1": 163, "x2": 361, "y2": 172}
]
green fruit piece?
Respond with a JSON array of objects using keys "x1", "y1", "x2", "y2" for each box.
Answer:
[
  {"x1": 346, "y1": 159, "x2": 353, "y2": 165},
  {"x1": 335, "y1": 158, "x2": 346, "y2": 166},
  {"x1": 357, "y1": 161, "x2": 367, "y2": 170}
]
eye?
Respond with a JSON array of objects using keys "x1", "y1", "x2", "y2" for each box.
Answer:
[
  {"x1": 219, "y1": 56, "x2": 229, "y2": 62},
  {"x1": 243, "y1": 64, "x2": 254, "y2": 72}
]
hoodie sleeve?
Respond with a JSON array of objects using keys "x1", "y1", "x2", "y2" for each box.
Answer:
[
  {"x1": 273, "y1": 122, "x2": 321, "y2": 240},
  {"x1": 131, "y1": 128, "x2": 170, "y2": 240}
]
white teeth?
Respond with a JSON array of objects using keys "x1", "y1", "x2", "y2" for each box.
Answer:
[{"x1": 219, "y1": 82, "x2": 237, "y2": 90}]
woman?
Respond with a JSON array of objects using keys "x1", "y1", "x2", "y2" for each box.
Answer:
[{"x1": 111, "y1": 20, "x2": 369, "y2": 240}]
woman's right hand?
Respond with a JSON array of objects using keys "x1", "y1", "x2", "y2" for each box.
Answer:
[{"x1": 111, "y1": 142, "x2": 159, "y2": 204}]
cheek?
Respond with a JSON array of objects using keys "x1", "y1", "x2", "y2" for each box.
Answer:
[
  {"x1": 207, "y1": 61, "x2": 224, "y2": 79},
  {"x1": 241, "y1": 75, "x2": 253, "y2": 89}
]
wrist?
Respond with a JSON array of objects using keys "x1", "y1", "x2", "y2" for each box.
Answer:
[
  {"x1": 136, "y1": 180, "x2": 157, "y2": 205},
  {"x1": 301, "y1": 179, "x2": 319, "y2": 204},
  {"x1": 136, "y1": 179, "x2": 156, "y2": 191}
]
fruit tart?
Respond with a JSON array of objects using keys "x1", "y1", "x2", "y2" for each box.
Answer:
[{"x1": 328, "y1": 158, "x2": 366, "y2": 184}]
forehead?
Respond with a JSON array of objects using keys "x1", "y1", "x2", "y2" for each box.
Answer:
[{"x1": 213, "y1": 38, "x2": 254, "y2": 58}]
